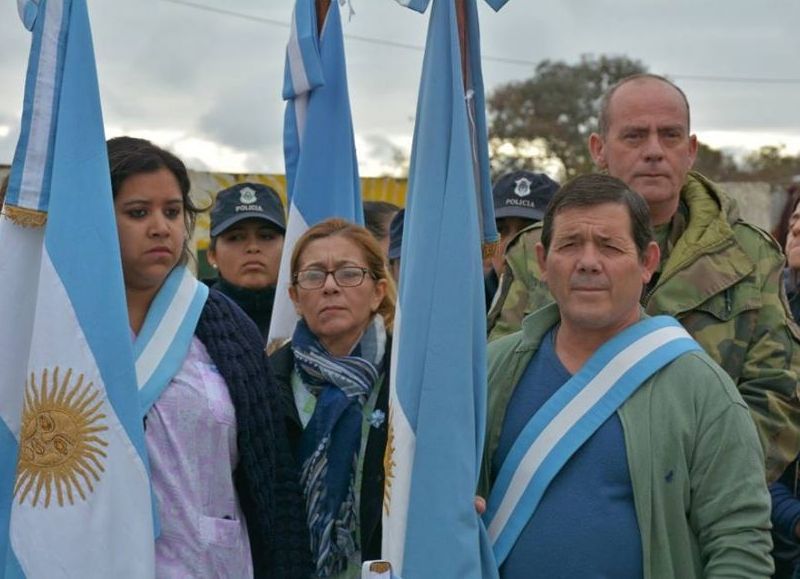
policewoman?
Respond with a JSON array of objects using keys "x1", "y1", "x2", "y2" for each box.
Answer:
[{"x1": 207, "y1": 182, "x2": 286, "y2": 340}]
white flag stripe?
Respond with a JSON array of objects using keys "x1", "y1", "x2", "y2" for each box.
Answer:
[
  {"x1": 11, "y1": 251, "x2": 154, "y2": 577},
  {"x1": 19, "y1": 0, "x2": 62, "y2": 209},
  {"x1": 382, "y1": 307, "x2": 415, "y2": 574},
  {"x1": 294, "y1": 93, "x2": 308, "y2": 148},
  {"x1": 268, "y1": 202, "x2": 309, "y2": 347},
  {"x1": 488, "y1": 326, "x2": 691, "y2": 540},
  {"x1": 287, "y1": 9, "x2": 311, "y2": 97},
  {"x1": 0, "y1": 222, "x2": 42, "y2": 437},
  {"x1": 135, "y1": 269, "x2": 196, "y2": 389}
]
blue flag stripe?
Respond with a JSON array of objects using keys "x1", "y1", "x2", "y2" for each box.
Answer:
[
  {"x1": 463, "y1": 0, "x2": 498, "y2": 247},
  {"x1": 44, "y1": 0, "x2": 148, "y2": 465},
  {"x1": 271, "y1": 0, "x2": 363, "y2": 345},
  {"x1": 288, "y1": 2, "x2": 362, "y2": 226},
  {"x1": 0, "y1": 420, "x2": 17, "y2": 573},
  {"x1": 397, "y1": 0, "x2": 429, "y2": 13},
  {"x1": 384, "y1": 1, "x2": 499, "y2": 576},
  {"x1": 5, "y1": 546, "x2": 24, "y2": 579},
  {"x1": 283, "y1": 1, "x2": 323, "y2": 101},
  {"x1": 7, "y1": 0, "x2": 68, "y2": 213}
]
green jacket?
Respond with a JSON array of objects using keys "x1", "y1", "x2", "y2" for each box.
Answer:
[
  {"x1": 479, "y1": 304, "x2": 773, "y2": 579},
  {"x1": 487, "y1": 172, "x2": 800, "y2": 482}
]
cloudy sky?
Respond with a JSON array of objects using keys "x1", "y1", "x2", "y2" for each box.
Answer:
[{"x1": 2, "y1": 0, "x2": 800, "y2": 176}]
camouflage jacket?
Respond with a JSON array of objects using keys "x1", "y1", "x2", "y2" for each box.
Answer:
[{"x1": 487, "y1": 172, "x2": 800, "y2": 482}]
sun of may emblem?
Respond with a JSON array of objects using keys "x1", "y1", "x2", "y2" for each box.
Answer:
[{"x1": 15, "y1": 367, "x2": 109, "y2": 508}]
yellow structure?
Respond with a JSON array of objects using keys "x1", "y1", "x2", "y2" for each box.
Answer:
[{"x1": 188, "y1": 170, "x2": 407, "y2": 251}]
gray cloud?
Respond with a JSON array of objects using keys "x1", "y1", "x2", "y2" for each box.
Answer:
[{"x1": 2, "y1": 0, "x2": 800, "y2": 171}]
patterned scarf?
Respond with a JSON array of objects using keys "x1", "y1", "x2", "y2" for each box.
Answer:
[{"x1": 292, "y1": 315, "x2": 386, "y2": 577}]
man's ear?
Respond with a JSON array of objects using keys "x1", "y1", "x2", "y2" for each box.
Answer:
[
  {"x1": 687, "y1": 133, "x2": 698, "y2": 169},
  {"x1": 535, "y1": 242, "x2": 548, "y2": 283},
  {"x1": 588, "y1": 132, "x2": 607, "y2": 170},
  {"x1": 641, "y1": 241, "x2": 660, "y2": 284}
]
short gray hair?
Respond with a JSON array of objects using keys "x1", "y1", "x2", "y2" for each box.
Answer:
[{"x1": 597, "y1": 73, "x2": 691, "y2": 136}]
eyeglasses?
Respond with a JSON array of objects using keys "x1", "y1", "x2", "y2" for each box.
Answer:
[{"x1": 293, "y1": 266, "x2": 375, "y2": 290}]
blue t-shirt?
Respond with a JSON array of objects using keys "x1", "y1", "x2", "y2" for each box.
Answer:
[{"x1": 493, "y1": 329, "x2": 643, "y2": 579}]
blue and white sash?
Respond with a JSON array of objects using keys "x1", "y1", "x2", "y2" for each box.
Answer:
[
  {"x1": 135, "y1": 266, "x2": 208, "y2": 415},
  {"x1": 484, "y1": 316, "x2": 701, "y2": 565}
]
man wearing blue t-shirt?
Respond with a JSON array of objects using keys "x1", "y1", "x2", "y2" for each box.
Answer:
[{"x1": 480, "y1": 174, "x2": 773, "y2": 578}]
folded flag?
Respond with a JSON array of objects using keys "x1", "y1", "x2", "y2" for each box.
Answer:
[{"x1": 269, "y1": 0, "x2": 364, "y2": 352}]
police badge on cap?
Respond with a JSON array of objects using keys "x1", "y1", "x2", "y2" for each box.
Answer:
[
  {"x1": 493, "y1": 171, "x2": 560, "y2": 222},
  {"x1": 514, "y1": 177, "x2": 532, "y2": 198},
  {"x1": 210, "y1": 182, "x2": 287, "y2": 237},
  {"x1": 239, "y1": 186, "x2": 258, "y2": 205}
]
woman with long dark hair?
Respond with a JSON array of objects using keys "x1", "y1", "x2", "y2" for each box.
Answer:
[{"x1": 108, "y1": 136, "x2": 310, "y2": 578}]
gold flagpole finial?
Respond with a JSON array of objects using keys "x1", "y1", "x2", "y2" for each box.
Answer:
[{"x1": 2, "y1": 205, "x2": 48, "y2": 228}]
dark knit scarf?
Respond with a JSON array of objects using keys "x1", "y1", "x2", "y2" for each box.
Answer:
[
  {"x1": 195, "y1": 290, "x2": 312, "y2": 578},
  {"x1": 292, "y1": 316, "x2": 385, "y2": 577},
  {"x1": 212, "y1": 277, "x2": 276, "y2": 340}
]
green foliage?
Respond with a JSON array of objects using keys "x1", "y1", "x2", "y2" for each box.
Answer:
[
  {"x1": 487, "y1": 54, "x2": 647, "y2": 179},
  {"x1": 694, "y1": 142, "x2": 740, "y2": 182},
  {"x1": 744, "y1": 145, "x2": 800, "y2": 184},
  {"x1": 485, "y1": 54, "x2": 800, "y2": 187}
]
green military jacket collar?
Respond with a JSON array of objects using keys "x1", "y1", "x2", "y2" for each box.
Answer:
[
  {"x1": 487, "y1": 172, "x2": 800, "y2": 482},
  {"x1": 646, "y1": 172, "x2": 758, "y2": 318}
]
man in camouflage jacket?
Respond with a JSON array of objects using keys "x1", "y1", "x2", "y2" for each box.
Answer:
[{"x1": 487, "y1": 74, "x2": 800, "y2": 482}]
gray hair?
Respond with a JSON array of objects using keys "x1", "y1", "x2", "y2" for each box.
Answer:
[{"x1": 597, "y1": 73, "x2": 691, "y2": 136}]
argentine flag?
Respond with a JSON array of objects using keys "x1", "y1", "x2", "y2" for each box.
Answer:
[
  {"x1": 382, "y1": 0, "x2": 507, "y2": 577},
  {"x1": 269, "y1": 0, "x2": 363, "y2": 351},
  {"x1": 0, "y1": 1, "x2": 155, "y2": 576}
]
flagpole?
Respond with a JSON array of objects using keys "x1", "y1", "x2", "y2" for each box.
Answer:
[
  {"x1": 316, "y1": 0, "x2": 331, "y2": 34},
  {"x1": 456, "y1": 0, "x2": 468, "y2": 92},
  {"x1": 457, "y1": 0, "x2": 499, "y2": 260}
]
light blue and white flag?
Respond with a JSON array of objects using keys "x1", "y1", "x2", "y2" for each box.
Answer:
[
  {"x1": 0, "y1": 1, "x2": 155, "y2": 576},
  {"x1": 382, "y1": 0, "x2": 507, "y2": 577},
  {"x1": 269, "y1": 0, "x2": 363, "y2": 350}
]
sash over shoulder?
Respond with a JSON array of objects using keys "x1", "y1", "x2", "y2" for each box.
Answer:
[
  {"x1": 484, "y1": 315, "x2": 701, "y2": 565},
  {"x1": 135, "y1": 266, "x2": 209, "y2": 415}
]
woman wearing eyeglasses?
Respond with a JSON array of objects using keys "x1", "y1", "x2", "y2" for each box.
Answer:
[{"x1": 270, "y1": 218, "x2": 396, "y2": 578}]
